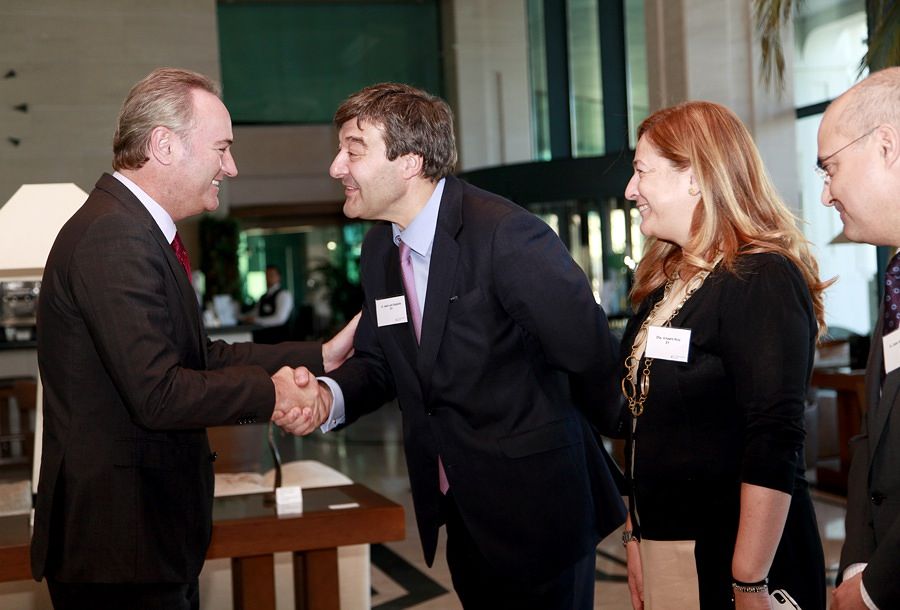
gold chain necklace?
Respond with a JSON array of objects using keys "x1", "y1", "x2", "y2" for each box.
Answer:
[{"x1": 621, "y1": 269, "x2": 712, "y2": 417}]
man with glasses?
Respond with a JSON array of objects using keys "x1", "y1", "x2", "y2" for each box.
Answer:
[{"x1": 818, "y1": 67, "x2": 900, "y2": 610}]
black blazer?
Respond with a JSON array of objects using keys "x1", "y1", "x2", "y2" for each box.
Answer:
[
  {"x1": 32, "y1": 173, "x2": 323, "y2": 583},
  {"x1": 621, "y1": 253, "x2": 825, "y2": 609},
  {"x1": 329, "y1": 175, "x2": 626, "y2": 583},
  {"x1": 838, "y1": 313, "x2": 900, "y2": 606}
]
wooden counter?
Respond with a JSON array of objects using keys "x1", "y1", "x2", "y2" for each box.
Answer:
[{"x1": 0, "y1": 483, "x2": 405, "y2": 610}]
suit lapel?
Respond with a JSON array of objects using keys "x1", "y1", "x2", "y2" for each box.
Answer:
[
  {"x1": 96, "y1": 174, "x2": 206, "y2": 360},
  {"x1": 870, "y1": 316, "x2": 900, "y2": 460},
  {"x1": 150, "y1": 227, "x2": 207, "y2": 362},
  {"x1": 417, "y1": 177, "x2": 463, "y2": 397}
]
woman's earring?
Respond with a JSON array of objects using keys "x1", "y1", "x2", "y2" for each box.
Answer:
[{"x1": 688, "y1": 186, "x2": 700, "y2": 197}]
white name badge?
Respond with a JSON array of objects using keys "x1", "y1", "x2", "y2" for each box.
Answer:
[
  {"x1": 883, "y1": 327, "x2": 900, "y2": 375},
  {"x1": 375, "y1": 295, "x2": 409, "y2": 327},
  {"x1": 645, "y1": 325, "x2": 692, "y2": 362}
]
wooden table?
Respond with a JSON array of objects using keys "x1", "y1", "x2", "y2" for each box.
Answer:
[
  {"x1": 0, "y1": 483, "x2": 405, "y2": 610},
  {"x1": 811, "y1": 367, "x2": 867, "y2": 495}
]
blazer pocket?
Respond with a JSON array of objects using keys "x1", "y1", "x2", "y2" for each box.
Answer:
[
  {"x1": 498, "y1": 418, "x2": 580, "y2": 459},
  {"x1": 447, "y1": 287, "x2": 487, "y2": 318}
]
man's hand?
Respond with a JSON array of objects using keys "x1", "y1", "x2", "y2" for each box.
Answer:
[
  {"x1": 832, "y1": 572, "x2": 868, "y2": 610},
  {"x1": 322, "y1": 311, "x2": 361, "y2": 372},
  {"x1": 271, "y1": 366, "x2": 333, "y2": 435}
]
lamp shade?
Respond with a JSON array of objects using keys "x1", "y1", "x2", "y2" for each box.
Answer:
[{"x1": 0, "y1": 183, "x2": 87, "y2": 280}]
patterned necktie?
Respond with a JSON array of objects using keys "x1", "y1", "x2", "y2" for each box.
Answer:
[
  {"x1": 171, "y1": 232, "x2": 192, "y2": 279},
  {"x1": 884, "y1": 252, "x2": 900, "y2": 333},
  {"x1": 399, "y1": 240, "x2": 449, "y2": 494},
  {"x1": 398, "y1": 241, "x2": 422, "y2": 342}
]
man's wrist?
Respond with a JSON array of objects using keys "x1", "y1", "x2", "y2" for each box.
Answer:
[{"x1": 317, "y1": 376, "x2": 345, "y2": 431}]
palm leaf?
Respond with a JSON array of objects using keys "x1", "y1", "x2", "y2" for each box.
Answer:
[
  {"x1": 752, "y1": 0, "x2": 801, "y2": 91},
  {"x1": 863, "y1": 0, "x2": 900, "y2": 71}
]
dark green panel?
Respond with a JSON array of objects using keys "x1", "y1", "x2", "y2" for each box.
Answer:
[{"x1": 218, "y1": 2, "x2": 443, "y2": 124}]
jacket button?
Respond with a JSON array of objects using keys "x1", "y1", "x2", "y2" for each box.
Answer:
[
  {"x1": 871, "y1": 492, "x2": 886, "y2": 505},
  {"x1": 426, "y1": 409, "x2": 434, "y2": 416},
  {"x1": 209, "y1": 451, "x2": 218, "y2": 462}
]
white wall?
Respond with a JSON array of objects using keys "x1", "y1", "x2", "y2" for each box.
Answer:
[
  {"x1": 644, "y1": 0, "x2": 801, "y2": 215},
  {"x1": 0, "y1": 0, "x2": 221, "y2": 207},
  {"x1": 447, "y1": 0, "x2": 534, "y2": 171}
]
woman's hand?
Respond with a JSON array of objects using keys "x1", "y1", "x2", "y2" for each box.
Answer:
[
  {"x1": 733, "y1": 587, "x2": 773, "y2": 610},
  {"x1": 626, "y1": 538, "x2": 644, "y2": 610}
]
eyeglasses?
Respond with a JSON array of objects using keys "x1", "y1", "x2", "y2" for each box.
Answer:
[{"x1": 815, "y1": 126, "x2": 877, "y2": 184}]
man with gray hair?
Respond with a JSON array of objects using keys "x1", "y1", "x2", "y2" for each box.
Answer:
[
  {"x1": 817, "y1": 66, "x2": 900, "y2": 610},
  {"x1": 32, "y1": 68, "x2": 354, "y2": 608}
]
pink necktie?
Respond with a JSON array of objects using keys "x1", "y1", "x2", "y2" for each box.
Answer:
[
  {"x1": 399, "y1": 240, "x2": 449, "y2": 494},
  {"x1": 399, "y1": 241, "x2": 422, "y2": 342},
  {"x1": 171, "y1": 232, "x2": 192, "y2": 279}
]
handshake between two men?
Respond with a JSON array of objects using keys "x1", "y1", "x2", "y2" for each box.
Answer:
[
  {"x1": 270, "y1": 365, "x2": 334, "y2": 436},
  {"x1": 269, "y1": 311, "x2": 359, "y2": 436}
]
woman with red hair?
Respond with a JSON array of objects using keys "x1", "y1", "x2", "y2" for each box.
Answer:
[{"x1": 620, "y1": 101, "x2": 829, "y2": 610}]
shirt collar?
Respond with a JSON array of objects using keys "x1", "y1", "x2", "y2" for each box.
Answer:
[
  {"x1": 392, "y1": 178, "x2": 445, "y2": 256},
  {"x1": 112, "y1": 171, "x2": 177, "y2": 244}
]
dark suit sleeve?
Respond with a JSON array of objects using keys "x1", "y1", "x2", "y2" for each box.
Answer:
[
  {"x1": 842, "y1": 398, "x2": 900, "y2": 605},
  {"x1": 490, "y1": 210, "x2": 623, "y2": 436},
  {"x1": 862, "y1": 508, "x2": 900, "y2": 606},
  {"x1": 205, "y1": 337, "x2": 323, "y2": 376},
  {"x1": 719, "y1": 256, "x2": 811, "y2": 493},
  {"x1": 328, "y1": 260, "x2": 398, "y2": 425},
  {"x1": 838, "y1": 423, "x2": 877, "y2": 583},
  {"x1": 66, "y1": 215, "x2": 314, "y2": 430}
]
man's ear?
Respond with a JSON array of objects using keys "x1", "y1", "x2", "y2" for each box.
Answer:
[
  {"x1": 148, "y1": 126, "x2": 176, "y2": 166},
  {"x1": 401, "y1": 153, "x2": 424, "y2": 179},
  {"x1": 875, "y1": 123, "x2": 900, "y2": 169}
]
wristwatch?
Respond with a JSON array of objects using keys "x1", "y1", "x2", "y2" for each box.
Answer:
[{"x1": 622, "y1": 530, "x2": 639, "y2": 547}]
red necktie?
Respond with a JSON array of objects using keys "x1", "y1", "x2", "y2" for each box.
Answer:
[{"x1": 171, "y1": 232, "x2": 192, "y2": 279}]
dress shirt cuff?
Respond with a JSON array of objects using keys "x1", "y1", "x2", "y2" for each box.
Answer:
[
  {"x1": 860, "y1": 575, "x2": 879, "y2": 610},
  {"x1": 843, "y1": 564, "x2": 879, "y2": 610},
  {"x1": 843, "y1": 563, "x2": 867, "y2": 581},
  {"x1": 318, "y1": 377, "x2": 345, "y2": 432}
]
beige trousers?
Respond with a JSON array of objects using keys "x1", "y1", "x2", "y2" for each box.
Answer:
[{"x1": 639, "y1": 539, "x2": 701, "y2": 610}]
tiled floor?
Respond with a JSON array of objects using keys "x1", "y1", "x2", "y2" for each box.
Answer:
[{"x1": 276, "y1": 404, "x2": 844, "y2": 610}]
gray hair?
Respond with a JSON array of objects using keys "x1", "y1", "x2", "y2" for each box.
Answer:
[{"x1": 112, "y1": 68, "x2": 220, "y2": 170}]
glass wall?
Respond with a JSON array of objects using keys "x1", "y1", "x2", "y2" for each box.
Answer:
[
  {"x1": 526, "y1": 197, "x2": 644, "y2": 319},
  {"x1": 624, "y1": 0, "x2": 649, "y2": 147},
  {"x1": 527, "y1": 0, "x2": 552, "y2": 161},
  {"x1": 567, "y1": 0, "x2": 604, "y2": 156},
  {"x1": 793, "y1": 0, "x2": 873, "y2": 335},
  {"x1": 526, "y1": 0, "x2": 647, "y2": 159}
]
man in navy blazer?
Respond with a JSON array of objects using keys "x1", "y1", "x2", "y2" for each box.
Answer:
[
  {"x1": 819, "y1": 67, "x2": 900, "y2": 610},
  {"x1": 276, "y1": 83, "x2": 626, "y2": 609},
  {"x1": 33, "y1": 68, "x2": 354, "y2": 609}
]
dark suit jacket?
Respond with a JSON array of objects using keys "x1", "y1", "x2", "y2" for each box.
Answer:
[
  {"x1": 32, "y1": 173, "x2": 323, "y2": 583},
  {"x1": 838, "y1": 315, "x2": 900, "y2": 606},
  {"x1": 329, "y1": 175, "x2": 626, "y2": 583}
]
